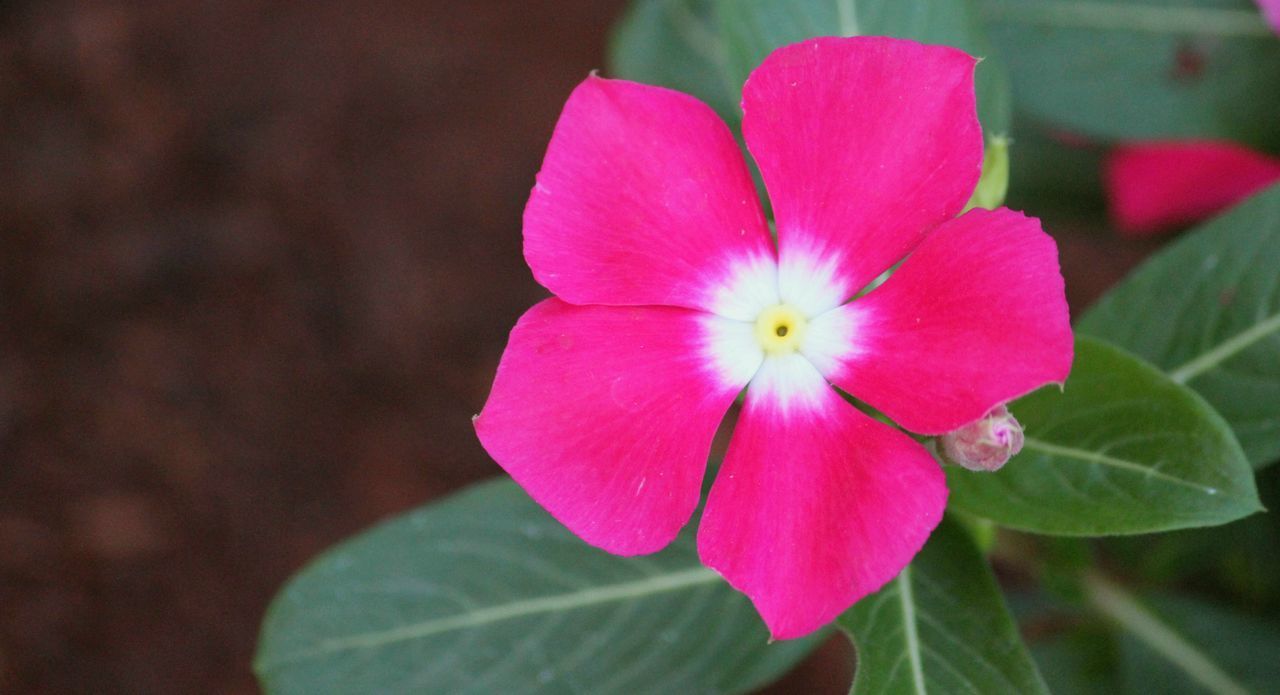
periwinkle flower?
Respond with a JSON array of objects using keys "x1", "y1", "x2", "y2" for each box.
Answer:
[{"x1": 475, "y1": 36, "x2": 1072, "y2": 639}]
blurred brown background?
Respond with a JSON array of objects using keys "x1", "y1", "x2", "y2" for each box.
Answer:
[
  {"x1": 0, "y1": 1, "x2": 1144, "y2": 693},
  {"x1": 0, "y1": 1, "x2": 617, "y2": 691}
]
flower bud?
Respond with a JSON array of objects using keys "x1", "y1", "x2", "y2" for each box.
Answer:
[{"x1": 940, "y1": 404, "x2": 1023, "y2": 472}]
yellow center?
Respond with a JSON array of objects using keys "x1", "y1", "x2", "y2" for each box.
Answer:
[{"x1": 754, "y1": 304, "x2": 807, "y2": 355}]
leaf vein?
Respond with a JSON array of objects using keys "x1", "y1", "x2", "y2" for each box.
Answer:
[{"x1": 258, "y1": 566, "x2": 721, "y2": 672}]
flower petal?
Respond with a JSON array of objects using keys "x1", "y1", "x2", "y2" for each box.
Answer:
[
  {"x1": 524, "y1": 75, "x2": 775, "y2": 313},
  {"x1": 742, "y1": 36, "x2": 983, "y2": 311},
  {"x1": 474, "y1": 299, "x2": 752, "y2": 555},
  {"x1": 1105, "y1": 140, "x2": 1280, "y2": 236},
  {"x1": 822, "y1": 207, "x2": 1073, "y2": 435},
  {"x1": 698, "y1": 366, "x2": 947, "y2": 640},
  {"x1": 1258, "y1": 0, "x2": 1280, "y2": 35}
]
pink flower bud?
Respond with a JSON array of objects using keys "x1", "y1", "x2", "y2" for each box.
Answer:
[{"x1": 940, "y1": 405, "x2": 1024, "y2": 472}]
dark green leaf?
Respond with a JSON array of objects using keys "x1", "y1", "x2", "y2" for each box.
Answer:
[
  {"x1": 1079, "y1": 183, "x2": 1280, "y2": 468},
  {"x1": 1004, "y1": 114, "x2": 1106, "y2": 212},
  {"x1": 838, "y1": 518, "x2": 1049, "y2": 694},
  {"x1": 610, "y1": 0, "x2": 1013, "y2": 137},
  {"x1": 1019, "y1": 584, "x2": 1280, "y2": 695},
  {"x1": 1101, "y1": 464, "x2": 1280, "y2": 618},
  {"x1": 608, "y1": 0, "x2": 739, "y2": 121},
  {"x1": 1085, "y1": 579, "x2": 1280, "y2": 695},
  {"x1": 714, "y1": 0, "x2": 1012, "y2": 135},
  {"x1": 982, "y1": 0, "x2": 1280, "y2": 149},
  {"x1": 1028, "y1": 627, "x2": 1123, "y2": 695},
  {"x1": 255, "y1": 479, "x2": 821, "y2": 694},
  {"x1": 946, "y1": 336, "x2": 1261, "y2": 535}
]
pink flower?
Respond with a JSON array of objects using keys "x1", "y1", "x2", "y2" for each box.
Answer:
[
  {"x1": 1258, "y1": 0, "x2": 1280, "y2": 34},
  {"x1": 1105, "y1": 140, "x2": 1280, "y2": 236},
  {"x1": 475, "y1": 37, "x2": 1072, "y2": 639}
]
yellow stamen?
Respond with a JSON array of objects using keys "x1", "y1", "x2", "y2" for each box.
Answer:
[{"x1": 754, "y1": 304, "x2": 807, "y2": 355}]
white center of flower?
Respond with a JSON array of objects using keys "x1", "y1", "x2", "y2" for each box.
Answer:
[{"x1": 701, "y1": 247, "x2": 868, "y2": 413}]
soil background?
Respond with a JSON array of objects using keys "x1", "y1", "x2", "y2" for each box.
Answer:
[{"x1": 0, "y1": 1, "x2": 1143, "y2": 693}]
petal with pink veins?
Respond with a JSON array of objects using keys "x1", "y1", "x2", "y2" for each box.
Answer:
[
  {"x1": 698, "y1": 361, "x2": 947, "y2": 640},
  {"x1": 475, "y1": 299, "x2": 756, "y2": 555},
  {"x1": 1105, "y1": 140, "x2": 1280, "y2": 236},
  {"x1": 524, "y1": 76, "x2": 775, "y2": 314},
  {"x1": 822, "y1": 207, "x2": 1073, "y2": 435},
  {"x1": 742, "y1": 36, "x2": 984, "y2": 311}
]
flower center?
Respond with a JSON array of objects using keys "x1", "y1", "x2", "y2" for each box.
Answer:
[{"x1": 754, "y1": 304, "x2": 807, "y2": 355}]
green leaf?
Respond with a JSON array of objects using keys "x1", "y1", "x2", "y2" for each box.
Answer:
[
  {"x1": 608, "y1": 0, "x2": 739, "y2": 121},
  {"x1": 255, "y1": 479, "x2": 822, "y2": 694},
  {"x1": 1029, "y1": 632, "x2": 1123, "y2": 695},
  {"x1": 1100, "y1": 464, "x2": 1280, "y2": 617},
  {"x1": 946, "y1": 336, "x2": 1261, "y2": 535},
  {"x1": 1027, "y1": 622, "x2": 1127, "y2": 695},
  {"x1": 1010, "y1": 586, "x2": 1123, "y2": 694},
  {"x1": 610, "y1": 0, "x2": 1013, "y2": 137},
  {"x1": 838, "y1": 518, "x2": 1049, "y2": 694},
  {"x1": 1020, "y1": 583, "x2": 1280, "y2": 695},
  {"x1": 964, "y1": 135, "x2": 1010, "y2": 211},
  {"x1": 1078, "y1": 183, "x2": 1280, "y2": 469},
  {"x1": 981, "y1": 0, "x2": 1280, "y2": 149},
  {"x1": 1085, "y1": 578, "x2": 1280, "y2": 695},
  {"x1": 1004, "y1": 114, "x2": 1106, "y2": 211},
  {"x1": 714, "y1": 0, "x2": 1012, "y2": 136}
]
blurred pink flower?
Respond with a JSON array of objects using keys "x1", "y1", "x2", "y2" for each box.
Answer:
[
  {"x1": 475, "y1": 37, "x2": 1073, "y2": 639},
  {"x1": 1105, "y1": 140, "x2": 1280, "y2": 236},
  {"x1": 1258, "y1": 0, "x2": 1280, "y2": 33}
]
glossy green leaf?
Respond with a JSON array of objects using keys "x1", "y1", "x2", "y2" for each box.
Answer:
[
  {"x1": 1079, "y1": 183, "x2": 1280, "y2": 469},
  {"x1": 255, "y1": 479, "x2": 821, "y2": 694},
  {"x1": 838, "y1": 518, "x2": 1049, "y2": 694},
  {"x1": 610, "y1": 0, "x2": 1013, "y2": 137},
  {"x1": 982, "y1": 0, "x2": 1280, "y2": 149},
  {"x1": 946, "y1": 336, "x2": 1261, "y2": 535}
]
